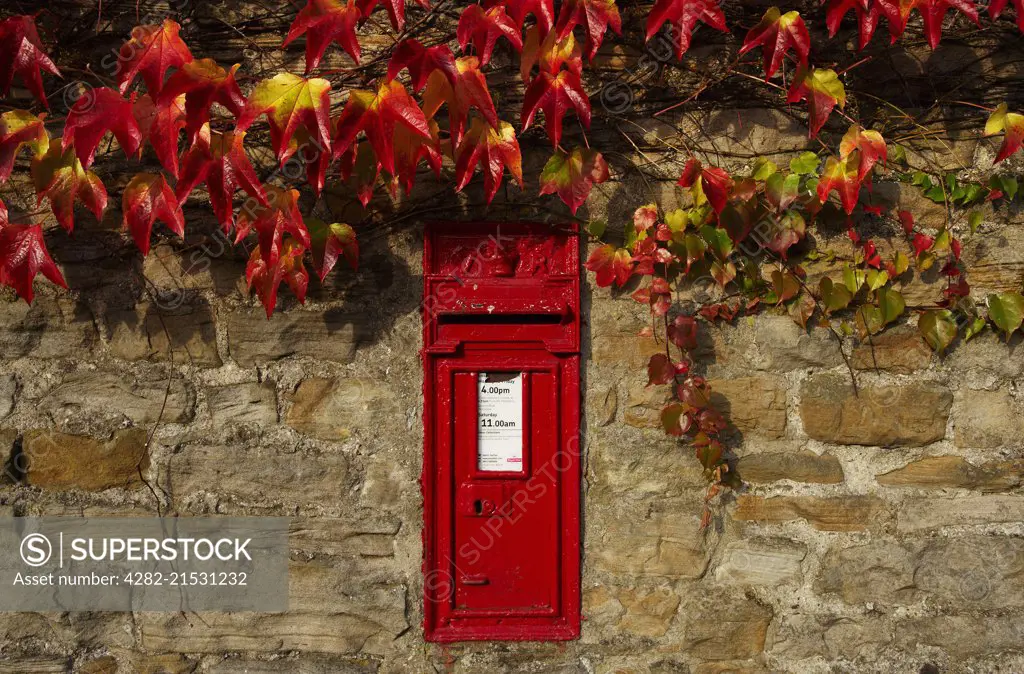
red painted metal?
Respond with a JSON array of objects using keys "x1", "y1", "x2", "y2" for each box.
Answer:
[{"x1": 421, "y1": 222, "x2": 581, "y2": 642}]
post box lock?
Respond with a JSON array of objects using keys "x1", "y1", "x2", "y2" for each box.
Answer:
[
  {"x1": 457, "y1": 483, "x2": 504, "y2": 517},
  {"x1": 423, "y1": 223, "x2": 581, "y2": 643}
]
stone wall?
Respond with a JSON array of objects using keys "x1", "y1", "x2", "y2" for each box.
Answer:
[
  {"x1": 3, "y1": 1, "x2": 1024, "y2": 672},
  {"x1": 3, "y1": 193, "x2": 1024, "y2": 673}
]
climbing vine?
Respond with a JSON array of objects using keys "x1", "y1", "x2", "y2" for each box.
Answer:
[{"x1": 0, "y1": 1, "x2": 1023, "y2": 514}]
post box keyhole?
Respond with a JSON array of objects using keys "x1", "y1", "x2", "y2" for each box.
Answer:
[{"x1": 474, "y1": 499, "x2": 483, "y2": 515}]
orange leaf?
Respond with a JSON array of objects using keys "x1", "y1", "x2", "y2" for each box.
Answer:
[{"x1": 122, "y1": 173, "x2": 185, "y2": 255}]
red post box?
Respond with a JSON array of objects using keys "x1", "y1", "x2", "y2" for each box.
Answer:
[{"x1": 421, "y1": 222, "x2": 581, "y2": 642}]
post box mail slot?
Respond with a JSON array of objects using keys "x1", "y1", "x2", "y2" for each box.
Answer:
[{"x1": 422, "y1": 222, "x2": 581, "y2": 642}]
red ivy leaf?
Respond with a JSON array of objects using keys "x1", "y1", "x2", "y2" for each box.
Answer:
[
  {"x1": 521, "y1": 69, "x2": 590, "y2": 147},
  {"x1": 62, "y1": 87, "x2": 142, "y2": 168},
  {"x1": 338, "y1": 143, "x2": 380, "y2": 207},
  {"x1": 133, "y1": 93, "x2": 186, "y2": 178},
  {"x1": 0, "y1": 203, "x2": 67, "y2": 304},
  {"x1": 394, "y1": 120, "x2": 442, "y2": 195},
  {"x1": 817, "y1": 154, "x2": 861, "y2": 214},
  {"x1": 677, "y1": 158, "x2": 731, "y2": 214},
  {"x1": 115, "y1": 19, "x2": 193, "y2": 95},
  {"x1": 422, "y1": 55, "x2": 497, "y2": 145},
  {"x1": 825, "y1": 0, "x2": 882, "y2": 49},
  {"x1": 667, "y1": 315, "x2": 699, "y2": 350},
  {"x1": 554, "y1": 0, "x2": 622, "y2": 60},
  {"x1": 234, "y1": 185, "x2": 311, "y2": 268},
  {"x1": 237, "y1": 72, "x2": 333, "y2": 167},
  {"x1": 157, "y1": 59, "x2": 247, "y2": 145},
  {"x1": 739, "y1": 7, "x2": 811, "y2": 79},
  {"x1": 176, "y1": 124, "x2": 267, "y2": 231},
  {"x1": 839, "y1": 125, "x2": 887, "y2": 180},
  {"x1": 912, "y1": 232, "x2": 935, "y2": 257},
  {"x1": 308, "y1": 218, "x2": 358, "y2": 281},
  {"x1": 538, "y1": 146, "x2": 609, "y2": 213},
  {"x1": 877, "y1": 0, "x2": 980, "y2": 48},
  {"x1": 0, "y1": 109, "x2": 48, "y2": 182},
  {"x1": 333, "y1": 80, "x2": 431, "y2": 175},
  {"x1": 387, "y1": 39, "x2": 457, "y2": 92},
  {"x1": 488, "y1": 0, "x2": 554, "y2": 34},
  {"x1": 454, "y1": 118, "x2": 524, "y2": 203},
  {"x1": 30, "y1": 143, "x2": 107, "y2": 232},
  {"x1": 647, "y1": 353, "x2": 675, "y2": 386},
  {"x1": 521, "y1": 25, "x2": 582, "y2": 81},
  {"x1": 585, "y1": 243, "x2": 633, "y2": 286},
  {"x1": 989, "y1": 0, "x2": 1024, "y2": 31},
  {"x1": 358, "y1": 0, "x2": 430, "y2": 31},
  {"x1": 786, "y1": 65, "x2": 846, "y2": 138},
  {"x1": 457, "y1": 4, "x2": 524, "y2": 66},
  {"x1": 283, "y1": 0, "x2": 362, "y2": 72},
  {"x1": 984, "y1": 103, "x2": 1024, "y2": 164},
  {"x1": 646, "y1": 0, "x2": 727, "y2": 60},
  {"x1": 0, "y1": 15, "x2": 61, "y2": 108},
  {"x1": 121, "y1": 173, "x2": 185, "y2": 256},
  {"x1": 246, "y1": 237, "x2": 309, "y2": 318}
]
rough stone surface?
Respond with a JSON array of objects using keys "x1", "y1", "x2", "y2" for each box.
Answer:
[
  {"x1": 0, "y1": 374, "x2": 14, "y2": 420},
  {"x1": 22, "y1": 429, "x2": 149, "y2": 491},
  {"x1": 851, "y1": 325, "x2": 934, "y2": 374},
  {"x1": 953, "y1": 389, "x2": 1024, "y2": 449},
  {"x1": 714, "y1": 539, "x2": 806, "y2": 585},
  {"x1": 0, "y1": 297, "x2": 98, "y2": 359},
  {"x1": 682, "y1": 596, "x2": 773, "y2": 660},
  {"x1": 898, "y1": 495, "x2": 1024, "y2": 531},
  {"x1": 877, "y1": 455, "x2": 1024, "y2": 491},
  {"x1": 709, "y1": 377, "x2": 787, "y2": 439},
  {"x1": 752, "y1": 316, "x2": 843, "y2": 371},
  {"x1": 733, "y1": 495, "x2": 885, "y2": 532},
  {"x1": 286, "y1": 378, "x2": 398, "y2": 440},
  {"x1": 591, "y1": 502, "x2": 709, "y2": 579},
  {"x1": 227, "y1": 309, "x2": 363, "y2": 366},
  {"x1": 800, "y1": 373, "x2": 951, "y2": 446},
  {"x1": 738, "y1": 452, "x2": 844, "y2": 484},
  {"x1": 36, "y1": 370, "x2": 194, "y2": 433},
  {"x1": 105, "y1": 302, "x2": 221, "y2": 367},
  {"x1": 169, "y1": 445, "x2": 350, "y2": 509},
  {"x1": 207, "y1": 382, "x2": 279, "y2": 426}
]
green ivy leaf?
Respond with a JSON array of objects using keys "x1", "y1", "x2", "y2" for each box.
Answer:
[
  {"x1": 752, "y1": 158, "x2": 778, "y2": 180},
  {"x1": 987, "y1": 292, "x2": 1024, "y2": 339},
  {"x1": 965, "y1": 316, "x2": 987, "y2": 341},
  {"x1": 877, "y1": 286, "x2": 905, "y2": 324},
  {"x1": 665, "y1": 209, "x2": 687, "y2": 233},
  {"x1": 790, "y1": 151, "x2": 820, "y2": 175},
  {"x1": 866, "y1": 269, "x2": 889, "y2": 291},
  {"x1": 919, "y1": 309, "x2": 958, "y2": 353},
  {"x1": 587, "y1": 219, "x2": 607, "y2": 239},
  {"x1": 968, "y1": 210, "x2": 983, "y2": 233},
  {"x1": 843, "y1": 266, "x2": 866, "y2": 293},
  {"x1": 820, "y1": 277, "x2": 852, "y2": 313},
  {"x1": 699, "y1": 225, "x2": 733, "y2": 260}
]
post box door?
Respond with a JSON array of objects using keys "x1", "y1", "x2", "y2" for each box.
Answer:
[{"x1": 426, "y1": 347, "x2": 578, "y2": 639}]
